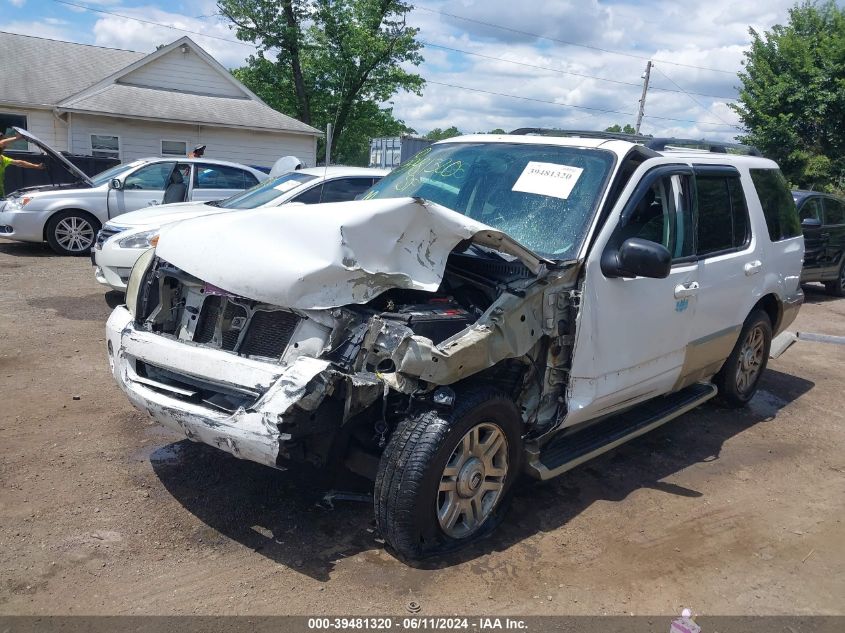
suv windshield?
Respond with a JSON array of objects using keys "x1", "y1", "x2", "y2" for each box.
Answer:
[
  {"x1": 220, "y1": 172, "x2": 318, "y2": 209},
  {"x1": 90, "y1": 161, "x2": 145, "y2": 187},
  {"x1": 363, "y1": 142, "x2": 615, "y2": 258}
]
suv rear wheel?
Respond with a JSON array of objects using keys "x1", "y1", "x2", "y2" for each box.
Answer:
[
  {"x1": 715, "y1": 309, "x2": 772, "y2": 407},
  {"x1": 46, "y1": 210, "x2": 100, "y2": 256},
  {"x1": 824, "y1": 260, "x2": 845, "y2": 297},
  {"x1": 374, "y1": 389, "x2": 522, "y2": 560}
]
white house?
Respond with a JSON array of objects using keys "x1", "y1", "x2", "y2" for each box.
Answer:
[{"x1": 0, "y1": 32, "x2": 320, "y2": 168}]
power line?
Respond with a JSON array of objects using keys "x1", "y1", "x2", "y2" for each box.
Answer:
[
  {"x1": 415, "y1": 4, "x2": 737, "y2": 75},
  {"x1": 651, "y1": 64, "x2": 740, "y2": 129},
  {"x1": 421, "y1": 40, "x2": 737, "y2": 100},
  {"x1": 51, "y1": 0, "x2": 739, "y2": 131},
  {"x1": 424, "y1": 80, "x2": 739, "y2": 130}
]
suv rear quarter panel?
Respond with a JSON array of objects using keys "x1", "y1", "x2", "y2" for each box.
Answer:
[{"x1": 742, "y1": 166, "x2": 803, "y2": 333}]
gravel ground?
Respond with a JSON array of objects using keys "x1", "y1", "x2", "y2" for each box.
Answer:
[{"x1": 1, "y1": 240, "x2": 843, "y2": 616}]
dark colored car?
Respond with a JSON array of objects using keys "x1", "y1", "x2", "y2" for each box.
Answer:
[{"x1": 794, "y1": 190, "x2": 845, "y2": 296}]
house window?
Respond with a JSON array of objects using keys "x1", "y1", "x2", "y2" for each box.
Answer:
[
  {"x1": 91, "y1": 134, "x2": 120, "y2": 160},
  {"x1": 161, "y1": 140, "x2": 187, "y2": 156},
  {"x1": 0, "y1": 113, "x2": 28, "y2": 150}
]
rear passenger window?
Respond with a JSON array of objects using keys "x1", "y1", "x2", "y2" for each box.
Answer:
[
  {"x1": 194, "y1": 164, "x2": 251, "y2": 189},
  {"x1": 321, "y1": 177, "x2": 376, "y2": 203},
  {"x1": 799, "y1": 197, "x2": 823, "y2": 221},
  {"x1": 243, "y1": 171, "x2": 259, "y2": 188},
  {"x1": 824, "y1": 199, "x2": 845, "y2": 225},
  {"x1": 696, "y1": 174, "x2": 749, "y2": 255},
  {"x1": 749, "y1": 169, "x2": 801, "y2": 241},
  {"x1": 292, "y1": 184, "x2": 323, "y2": 204}
]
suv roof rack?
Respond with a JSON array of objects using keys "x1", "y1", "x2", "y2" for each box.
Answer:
[{"x1": 509, "y1": 128, "x2": 761, "y2": 157}]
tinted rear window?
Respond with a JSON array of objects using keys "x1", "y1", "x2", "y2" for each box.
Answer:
[
  {"x1": 696, "y1": 174, "x2": 750, "y2": 255},
  {"x1": 749, "y1": 169, "x2": 801, "y2": 241},
  {"x1": 824, "y1": 199, "x2": 845, "y2": 225}
]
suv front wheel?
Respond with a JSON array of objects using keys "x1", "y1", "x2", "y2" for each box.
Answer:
[
  {"x1": 374, "y1": 389, "x2": 522, "y2": 560},
  {"x1": 46, "y1": 210, "x2": 100, "y2": 256},
  {"x1": 715, "y1": 309, "x2": 772, "y2": 407}
]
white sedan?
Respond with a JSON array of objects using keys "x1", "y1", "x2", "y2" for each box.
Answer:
[{"x1": 92, "y1": 166, "x2": 388, "y2": 291}]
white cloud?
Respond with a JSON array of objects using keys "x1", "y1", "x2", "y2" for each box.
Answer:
[
  {"x1": 91, "y1": 6, "x2": 255, "y2": 67},
  {"x1": 394, "y1": 0, "x2": 802, "y2": 139},
  {"x1": 8, "y1": 0, "x2": 26, "y2": 7},
  {"x1": 8, "y1": 0, "x2": 803, "y2": 141},
  {"x1": 0, "y1": 19, "x2": 74, "y2": 40}
]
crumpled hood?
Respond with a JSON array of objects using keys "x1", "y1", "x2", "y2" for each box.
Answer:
[
  {"x1": 156, "y1": 197, "x2": 550, "y2": 310},
  {"x1": 108, "y1": 201, "x2": 215, "y2": 229}
]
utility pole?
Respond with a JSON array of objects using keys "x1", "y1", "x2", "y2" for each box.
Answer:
[{"x1": 635, "y1": 60, "x2": 652, "y2": 135}]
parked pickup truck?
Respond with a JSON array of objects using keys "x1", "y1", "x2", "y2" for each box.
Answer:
[{"x1": 106, "y1": 132, "x2": 804, "y2": 560}]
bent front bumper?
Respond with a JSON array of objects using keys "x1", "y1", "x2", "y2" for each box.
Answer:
[{"x1": 106, "y1": 307, "x2": 332, "y2": 468}]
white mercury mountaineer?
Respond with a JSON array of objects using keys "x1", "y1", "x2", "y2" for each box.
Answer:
[{"x1": 106, "y1": 132, "x2": 804, "y2": 560}]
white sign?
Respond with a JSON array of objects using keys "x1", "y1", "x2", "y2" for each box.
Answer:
[
  {"x1": 512, "y1": 162, "x2": 584, "y2": 200},
  {"x1": 274, "y1": 180, "x2": 302, "y2": 193}
]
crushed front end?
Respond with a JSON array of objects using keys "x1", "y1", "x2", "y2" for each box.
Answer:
[{"x1": 107, "y1": 238, "x2": 579, "y2": 477}]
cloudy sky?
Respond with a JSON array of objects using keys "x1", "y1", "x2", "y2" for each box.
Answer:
[{"x1": 0, "y1": 0, "x2": 827, "y2": 140}]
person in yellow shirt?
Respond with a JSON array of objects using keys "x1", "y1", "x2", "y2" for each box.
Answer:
[{"x1": 0, "y1": 133, "x2": 47, "y2": 198}]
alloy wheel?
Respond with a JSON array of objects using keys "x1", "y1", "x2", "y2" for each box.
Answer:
[
  {"x1": 437, "y1": 422, "x2": 508, "y2": 539},
  {"x1": 54, "y1": 216, "x2": 95, "y2": 253},
  {"x1": 736, "y1": 324, "x2": 766, "y2": 394}
]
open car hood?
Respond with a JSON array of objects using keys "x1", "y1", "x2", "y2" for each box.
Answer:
[
  {"x1": 156, "y1": 197, "x2": 552, "y2": 310},
  {"x1": 13, "y1": 126, "x2": 93, "y2": 187}
]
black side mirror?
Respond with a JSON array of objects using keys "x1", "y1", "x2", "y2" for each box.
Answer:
[
  {"x1": 109, "y1": 178, "x2": 123, "y2": 191},
  {"x1": 601, "y1": 237, "x2": 672, "y2": 279},
  {"x1": 801, "y1": 217, "x2": 822, "y2": 228}
]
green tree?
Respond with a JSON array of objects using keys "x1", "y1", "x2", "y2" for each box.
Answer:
[
  {"x1": 220, "y1": 0, "x2": 424, "y2": 164},
  {"x1": 605, "y1": 124, "x2": 637, "y2": 134},
  {"x1": 424, "y1": 126, "x2": 463, "y2": 141},
  {"x1": 489, "y1": 128, "x2": 506, "y2": 134},
  {"x1": 732, "y1": 1, "x2": 845, "y2": 191}
]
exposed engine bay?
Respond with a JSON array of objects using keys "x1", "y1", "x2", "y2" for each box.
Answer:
[{"x1": 123, "y1": 241, "x2": 580, "y2": 475}]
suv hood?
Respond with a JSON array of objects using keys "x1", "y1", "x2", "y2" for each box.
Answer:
[
  {"x1": 108, "y1": 201, "x2": 213, "y2": 228},
  {"x1": 13, "y1": 126, "x2": 93, "y2": 187},
  {"x1": 156, "y1": 197, "x2": 552, "y2": 310}
]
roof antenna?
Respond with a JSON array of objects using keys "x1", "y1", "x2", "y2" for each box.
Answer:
[{"x1": 324, "y1": 123, "x2": 332, "y2": 181}]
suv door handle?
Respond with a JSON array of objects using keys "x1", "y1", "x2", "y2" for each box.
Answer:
[
  {"x1": 674, "y1": 281, "x2": 699, "y2": 298},
  {"x1": 744, "y1": 260, "x2": 762, "y2": 276}
]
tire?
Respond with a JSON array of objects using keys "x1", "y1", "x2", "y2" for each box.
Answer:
[
  {"x1": 824, "y1": 260, "x2": 845, "y2": 297},
  {"x1": 374, "y1": 389, "x2": 522, "y2": 560},
  {"x1": 714, "y1": 309, "x2": 772, "y2": 408},
  {"x1": 46, "y1": 210, "x2": 100, "y2": 256}
]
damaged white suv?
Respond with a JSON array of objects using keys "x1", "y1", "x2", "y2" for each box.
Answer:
[{"x1": 106, "y1": 133, "x2": 804, "y2": 560}]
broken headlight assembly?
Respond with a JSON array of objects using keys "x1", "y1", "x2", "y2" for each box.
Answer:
[
  {"x1": 125, "y1": 248, "x2": 156, "y2": 318},
  {"x1": 118, "y1": 229, "x2": 159, "y2": 249}
]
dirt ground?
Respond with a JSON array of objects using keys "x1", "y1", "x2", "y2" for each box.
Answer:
[{"x1": 0, "y1": 239, "x2": 843, "y2": 616}]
